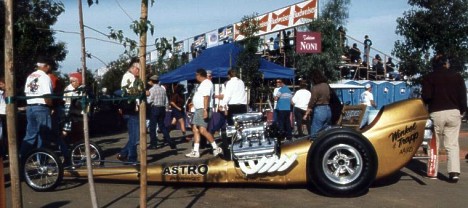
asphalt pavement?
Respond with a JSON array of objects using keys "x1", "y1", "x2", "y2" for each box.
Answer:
[{"x1": 3, "y1": 123, "x2": 468, "y2": 208}]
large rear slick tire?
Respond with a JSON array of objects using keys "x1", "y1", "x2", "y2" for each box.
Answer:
[{"x1": 307, "y1": 128, "x2": 377, "y2": 197}]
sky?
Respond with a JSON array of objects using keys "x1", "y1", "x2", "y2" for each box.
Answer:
[{"x1": 53, "y1": 0, "x2": 410, "y2": 74}]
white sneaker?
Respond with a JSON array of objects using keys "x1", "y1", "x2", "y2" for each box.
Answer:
[
  {"x1": 213, "y1": 147, "x2": 223, "y2": 157},
  {"x1": 185, "y1": 151, "x2": 200, "y2": 158}
]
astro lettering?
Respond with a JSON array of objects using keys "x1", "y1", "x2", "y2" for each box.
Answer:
[
  {"x1": 163, "y1": 164, "x2": 208, "y2": 175},
  {"x1": 389, "y1": 122, "x2": 419, "y2": 154}
]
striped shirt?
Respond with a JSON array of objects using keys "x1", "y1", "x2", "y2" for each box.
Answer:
[{"x1": 148, "y1": 84, "x2": 167, "y2": 107}]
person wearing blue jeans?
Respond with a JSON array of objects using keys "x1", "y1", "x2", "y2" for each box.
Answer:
[
  {"x1": 117, "y1": 58, "x2": 142, "y2": 164},
  {"x1": 20, "y1": 56, "x2": 54, "y2": 159},
  {"x1": 149, "y1": 106, "x2": 175, "y2": 149},
  {"x1": 303, "y1": 70, "x2": 332, "y2": 139},
  {"x1": 119, "y1": 114, "x2": 139, "y2": 162},
  {"x1": 274, "y1": 79, "x2": 293, "y2": 140},
  {"x1": 310, "y1": 105, "x2": 331, "y2": 138},
  {"x1": 20, "y1": 106, "x2": 52, "y2": 157},
  {"x1": 147, "y1": 75, "x2": 176, "y2": 150}
]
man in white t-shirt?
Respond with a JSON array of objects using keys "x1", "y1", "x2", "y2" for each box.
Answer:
[
  {"x1": 222, "y1": 69, "x2": 247, "y2": 125},
  {"x1": 185, "y1": 69, "x2": 223, "y2": 158},
  {"x1": 360, "y1": 84, "x2": 376, "y2": 128},
  {"x1": 117, "y1": 58, "x2": 141, "y2": 163},
  {"x1": 20, "y1": 56, "x2": 54, "y2": 158}
]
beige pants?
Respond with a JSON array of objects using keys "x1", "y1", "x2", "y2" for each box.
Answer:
[{"x1": 430, "y1": 109, "x2": 461, "y2": 174}]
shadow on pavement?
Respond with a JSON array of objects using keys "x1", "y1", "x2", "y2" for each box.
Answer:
[
  {"x1": 40, "y1": 200, "x2": 71, "y2": 208},
  {"x1": 373, "y1": 159, "x2": 428, "y2": 188}
]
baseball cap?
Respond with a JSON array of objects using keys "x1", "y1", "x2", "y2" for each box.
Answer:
[{"x1": 149, "y1": 75, "x2": 159, "y2": 81}]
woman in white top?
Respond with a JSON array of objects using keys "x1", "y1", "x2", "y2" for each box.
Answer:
[{"x1": 292, "y1": 81, "x2": 311, "y2": 136}]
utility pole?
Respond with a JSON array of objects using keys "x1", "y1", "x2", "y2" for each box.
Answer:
[
  {"x1": 78, "y1": 0, "x2": 99, "y2": 207},
  {"x1": 4, "y1": 0, "x2": 23, "y2": 207},
  {"x1": 138, "y1": 1, "x2": 149, "y2": 207}
]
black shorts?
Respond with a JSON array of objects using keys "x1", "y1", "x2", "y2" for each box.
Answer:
[{"x1": 171, "y1": 109, "x2": 185, "y2": 120}]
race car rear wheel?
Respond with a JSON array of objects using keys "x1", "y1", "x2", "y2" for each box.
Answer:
[{"x1": 307, "y1": 128, "x2": 377, "y2": 197}]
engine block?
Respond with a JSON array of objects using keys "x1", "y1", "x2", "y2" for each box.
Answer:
[{"x1": 230, "y1": 116, "x2": 278, "y2": 160}]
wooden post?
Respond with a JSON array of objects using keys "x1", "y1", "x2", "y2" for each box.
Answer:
[
  {"x1": 138, "y1": 1, "x2": 149, "y2": 207},
  {"x1": 0, "y1": 156, "x2": 5, "y2": 208},
  {"x1": 78, "y1": 0, "x2": 99, "y2": 207},
  {"x1": 4, "y1": 0, "x2": 23, "y2": 207}
]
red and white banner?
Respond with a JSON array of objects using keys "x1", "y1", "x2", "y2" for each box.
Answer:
[
  {"x1": 234, "y1": 0, "x2": 317, "y2": 41},
  {"x1": 296, "y1": 32, "x2": 321, "y2": 53}
]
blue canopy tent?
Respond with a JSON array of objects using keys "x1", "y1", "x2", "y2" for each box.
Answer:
[{"x1": 159, "y1": 43, "x2": 294, "y2": 83}]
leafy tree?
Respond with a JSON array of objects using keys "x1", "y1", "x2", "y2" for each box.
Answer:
[
  {"x1": 320, "y1": 0, "x2": 350, "y2": 26},
  {"x1": 100, "y1": 56, "x2": 129, "y2": 94},
  {"x1": 153, "y1": 37, "x2": 175, "y2": 73},
  {"x1": 165, "y1": 53, "x2": 180, "y2": 72},
  {"x1": 0, "y1": 0, "x2": 67, "y2": 90},
  {"x1": 107, "y1": 26, "x2": 139, "y2": 57},
  {"x1": 295, "y1": 0, "x2": 350, "y2": 82},
  {"x1": 235, "y1": 13, "x2": 262, "y2": 88},
  {"x1": 394, "y1": 0, "x2": 468, "y2": 80}
]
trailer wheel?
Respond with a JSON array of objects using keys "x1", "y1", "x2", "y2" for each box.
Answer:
[
  {"x1": 70, "y1": 141, "x2": 104, "y2": 167},
  {"x1": 23, "y1": 148, "x2": 63, "y2": 192}
]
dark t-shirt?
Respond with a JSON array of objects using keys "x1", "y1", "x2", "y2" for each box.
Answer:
[{"x1": 170, "y1": 93, "x2": 184, "y2": 109}]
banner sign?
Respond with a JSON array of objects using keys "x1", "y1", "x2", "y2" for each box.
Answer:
[
  {"x1": 218, "y1": 25, "x2": 233, "y2": 43},
  {"x1": 234, "y1": 0, "x2": 317, "y2": 41},
  {"x1": 194, "y1": 34, "x2": 206, "y2": 49},
  {"x1": 174, "y1": 41, "x2": 184, "y2": 53},
  {"x1": 206, "y1": 30, "x2": 219, "y2": 48},
  {"x1": 295, "y1": 31, "x2": 321, "y2": 53}
]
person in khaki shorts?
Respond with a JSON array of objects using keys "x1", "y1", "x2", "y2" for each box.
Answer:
[
  {"x1": 185, "y1": 69, "x2": 223, "y2": 158},
  {"x1": 422, "y1": 53, "x2": 467, "y2": 182}
]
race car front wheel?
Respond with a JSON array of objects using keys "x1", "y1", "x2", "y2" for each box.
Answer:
[{"x1": 307, "y1": 128, "x2": 377, "y2": 197}]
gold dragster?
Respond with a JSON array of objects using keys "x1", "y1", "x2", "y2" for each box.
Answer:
[{"x1": 25, "y1": 99, "x2": 428, "y2": 196}]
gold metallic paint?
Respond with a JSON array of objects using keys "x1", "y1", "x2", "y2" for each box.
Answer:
[{"x1": 64, "y1": 99, "x2": 427, "y2": 185}]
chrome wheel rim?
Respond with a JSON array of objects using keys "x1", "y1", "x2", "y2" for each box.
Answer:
[
  {"x1": 24, "y1": 152, "x2": 60, "y2": 190},
  {"x1": 322, "y1": 144, "x2": 363, "y2": 184}
]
